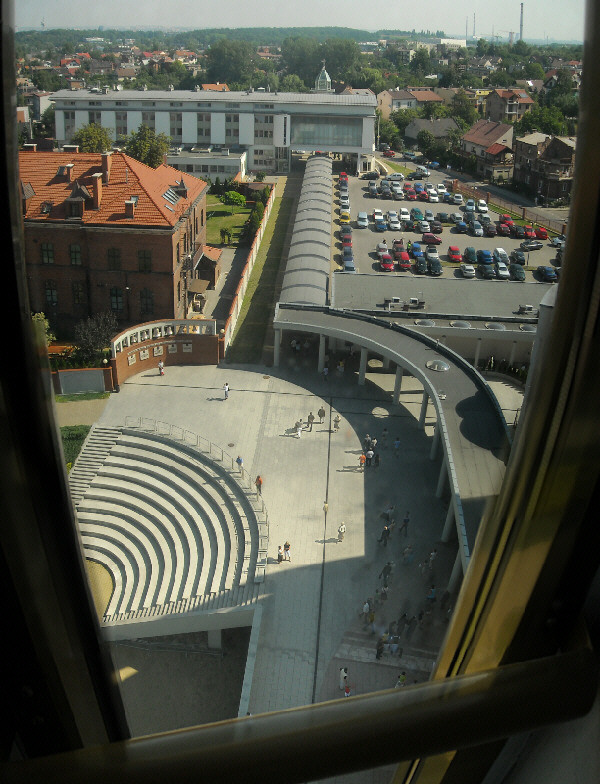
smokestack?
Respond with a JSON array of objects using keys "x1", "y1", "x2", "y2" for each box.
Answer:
[
  {"x1": 101, "y1": 151, "x2": 112, "y2": 183},
  {"x1": 92, "y1": 172, "x2": 102, "y2": 209},
  {"x1": 65, "y1": 163, "x2": 74, "y2": 181},
  {"x1": 473, "y1": 13, "x2": 476, "y2": 38},
  {"x1": 125, "y1": 199, "x2": 135, "y2": 218},
  {"x1": 520, "y1": 2, "x2": 524, "y2": 40}
]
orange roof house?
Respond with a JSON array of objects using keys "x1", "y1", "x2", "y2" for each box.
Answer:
[{"x1": 20, "y1": 149, "x2": 214, "y2": 334}]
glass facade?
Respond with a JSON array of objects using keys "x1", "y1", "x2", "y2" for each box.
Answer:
[{"x1": 290, "y1": 115, "x2": 362, "y2": 147}]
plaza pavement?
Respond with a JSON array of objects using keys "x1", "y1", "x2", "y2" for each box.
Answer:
[{"x1": 93, "y1": 351, "x2": 475, "y2": 718}]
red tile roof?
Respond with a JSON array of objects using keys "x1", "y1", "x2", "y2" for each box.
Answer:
[
  {"x1": 19, "y1": 151, "x2": 207, "y2": 228},
  {"x1": 486, "y1": 143, "x2": 510, "y2": 155},
  {"x1": 202, "y1": 245, "x2": 222, "y2": 262},
  {"x1": 201, "y1": 83, "x2": 229, "y2": 91},
  {"x1": 408, "y1": 89, "x2": 443, "y2": 103}
]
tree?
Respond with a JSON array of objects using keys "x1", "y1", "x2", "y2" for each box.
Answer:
[
  {"x1": 280, "y1": 74, "x2": 309, "y2": 92},
  {"x1": 206, "y1": 39, "x2": 255, "y2": 84},
  {"x1": 281, "y1": 37, "x2": 321, "y2": 86},
  {"x1": 39, "y1": 105, "x2": 55, "y2": 137},
  {"x1": 73, "y1": 312, "x2": 118, "y2": 364},
  {"x1": 409, "y1": 48, "x2": 431, "y2": 78},
  {"x1": 31, "y1": 312, "x2": 56, "y2": 345},
  {"x1": 70, "y1": 123, "x2": 114, "y2": 153},
  {"x1": 223, "y1": 191, "x2": 246, "y2": 208},
  {"x1": 320, "y1": 38, "x2": 361, "y2": 81},
  {"x1": 416, "y1": 129, "x2": 436, "y2": 157},
  {"x1": 125, "y1": 125, "x2": 170, "y2": 168},
  {"x1": 451, "y1": 90, "x2": 479, "y2": 127},
  {"x1": 259, "y1": 186, "x2": 271, "y2": 206},
  {"x1": 513, "y1": 104, "x2": 567, "y2": 136},
  {"x1": 255, "y1": 171, "x2": 266, "y2": 182},
  {"x1": 390, "y1": 108, "x2": 421, "y2": 137}
]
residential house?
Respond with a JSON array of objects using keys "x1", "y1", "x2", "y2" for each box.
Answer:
[
  {"x1": 460, "y1": 119, "x2": 514, "y2": 181},
  {"x1": 377, "y1": 89, "x2": 416, "y2": 119},
  {"x1": 30, "y1": 92, "x2": 53, "y2": 121},
  {"x1": 19, "y1": 149, "x2": 213, "y2": 335},
  {"x1": 404, "y1": 117, "x2": 459, "y2": 148},
  {"x1": 513, "y1": 133, "x2": 576, "y2": 201},
  {"x1": 406, "y1": 88, "x2": 445, "y2": 110},
  {"x1": 201, "y1": 83, "x2": 229, "y2": 92},
  {"x1": 485, "y1": 88, "x2": 534, "y2": 123}
]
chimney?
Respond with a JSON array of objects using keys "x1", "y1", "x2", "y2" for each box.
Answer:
[
  {"x1": 63, "y1": 144, "x2": 79, "y2": 154},
  {"x1": 125, "y1": 199, "x2": 135, "y2": 218},
  {"x1": 92, "y1": 172, "x2": 102, "y2": 209},
  {"x1": 66, "y1": 163, "x2": 74, "y2": 181},
  {"x1": 23, "y1": 143, "x2": 37, "y2": 152},
  {"x1": 101, "y1": 151, "x2": 112, "y2": 183}
]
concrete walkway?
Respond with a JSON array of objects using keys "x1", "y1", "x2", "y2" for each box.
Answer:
[{"x1": 94, "y1": 359, "x2": 468, "y2": 721}]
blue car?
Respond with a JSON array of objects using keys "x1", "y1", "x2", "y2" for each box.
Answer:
[
  {"x1": 411, "y1": 242, "x2": 422, "y2": 258},
  {"x1": 537, "y1": 265, "x2": 557, "y2": 282},
  {"x1": 375, "y1": 219, "x2": 387, "y2": 232},
  {"x1": 443, "y1": 192, "x2": 453, "y2": 203},
  {"x1": 429, "y1": 161, "x2": 441, "y2": 169},
  {"x1": 456, "y1": 221, "x2": 468, "y2": 233},
  {"x1": 477, "y1": 249, "x2": 493, "y2": 265}
]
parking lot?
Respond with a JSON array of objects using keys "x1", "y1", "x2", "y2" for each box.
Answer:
[{"x1": 332, "y1": 165, "x2": 562, "y2": 283}]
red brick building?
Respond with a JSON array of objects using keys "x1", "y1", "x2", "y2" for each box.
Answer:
[{"x1": 20, "y1": 149, "x2": 214, "y2": 336}]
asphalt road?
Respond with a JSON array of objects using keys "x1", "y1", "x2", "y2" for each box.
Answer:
[{"x1": 332, "y1": 167, "x2": 561, "y2": 285}]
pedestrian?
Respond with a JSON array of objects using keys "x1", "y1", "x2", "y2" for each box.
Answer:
[
  {"x1": 333, "y1": 414, "x2": 341, "y2": 431},
  {"x1": 322, "y1": 366, "x2": 329, "y2": 380},
  {"x1": 365, "y1": 448, "x2": 374, "y2": 467},
  {"x1": 395, "y1": 672, "x2": 407, "y2": 688},
  {"x1": 393, "y1": 437, "x2": 401, "y2": 457},
  {"x1": 359, "y1": 453, "x2": 366, "y2": 471},
  {"x1": 428, "y1": 549, "x2": 437, "y2": 569},
  {"x1": 378, "y1": 525, "x2": 390, "y2": 546},
  {"x1": 307, "y1": 411, "x2": 315, "y2": 431},
  {"x1": 390, "y1": 635, "x2": 401, "y2": 657},
  {"x1": 371, "y1": 438, "x2": 378, "y2": 451},
  {"x1": 277, "y1": 545, "x2": 283, "y2": 564},
  {"x1": 296, "y1": 422, "x2": 302, "y2": 439},
  {"x1": 385, "y1": 504, "x2": 395, "y2": 523},
  {"x1": 236, "y1": 455, "x2": 243, "y2": 472},
  {"x1": 419, "y1": 561, "x2": 429, "y2": 576},
  {"x1": 380, "y1": 585, "x2": 388, "y2": 602},
  {"x1": 379, "y1": 562, "x2": 393, "y2": 582},
  {"x1": 283, "y1": 541, "x2": 291, "y2": 561},
  {"x1": 344, "y1": 682, "x2": 352, "y2": 697},
  {"x1": 368, "y1": 608, "x2": 376, "y2": 632},
  {"x1": 398, "y1": 511, "x2": 410, "y2": 538},
  {"x1": 426, "y1": 584, "x2": 436, "y2": 605},
  {"x1": 337, "y1": 521, "x2": 347, "y2": 542},
  {"x1": 158, "y1": 359, "x2": 164, "y2": 376},
  {"x1": 363, "y1": 434, "x2": 372, "y2": 451},
  {"x1": 376, "y1": 637, "x2": 385, "y2": 660},
  {"x1": 361, "y1": 600, "x2": 370, "y2": 624},
  {"x1": 402, "y1": 545, "x2": 414, "y2": 565},
  {"x1": 397, "y1": 613, "x2": 408, "y2": 637},
  {"x1": 374, "y1": 453, "x2": 380, "y2": 468},
  {"x1": 339, "y1": 667, "x2": 348, "y2": 690},
  {"x1": 255, "y1": 475, "x2": 263, "y2": 496},
  {"x1": 318, "y1": 406, "x2": 326, "y2": 424},
  {"x1": 223, "y1": 382, "x2": 229, "y2": 400}
]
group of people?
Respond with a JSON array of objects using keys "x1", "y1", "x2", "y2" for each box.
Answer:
[{"x1": 277, "y1": 542, "x2": 292, "y2": 563}]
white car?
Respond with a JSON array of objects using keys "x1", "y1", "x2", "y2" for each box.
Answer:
[
  {"x1": 477, "y1": 199, "x2": 489, "y2": 213},
  {"x1": 425, "y1": 182, "x2": 436, "y2": 192},
  {"x1": 339, "y1": 196, "x2": 350, "y2": 210},
  {"x1": 373, "y1": 209, "x2": 384, "y2": 222},
  {"x1": 460, "y1": 262, "x2": 476, "y2": 278},
  {"x1": 426, "y1": 246, "x2": 440, "y2": 262},
  {"x1": 387, "y1": 210, "x2": 398, "y2": 221},
  {"x1": 493, "y1": 247, "x2": 509, "y2": 264},
  {"x1": 388, "y1": 172, "x2": 405, "y2": 180},
  {"x1": 495, "y1": 260, "x2": 510, "y2": 279},
  {"x1": 452, "y1": 193, "x2": 464, "y2": 205},
  {"x1": 428, "y1": 191, "x2": 439, "y2": 203},
  {"x1": 356, "y1": 211, "x2": 369, "y2": 228},
  {"x1": 399, "y1": 207, "x2": 410, "y2": 221},
  {"x1": 437, "y1": 184, "x2": 447, "y2": 195},
  {"x1": 419, "y1": 221, "x2": 431, "y2": 233},
  {"x1": 388, "y1": 217, "x2": 401, "y2": 230},
  {"x1": 376, "y1": 241, "x2": 390, "y2": 258}
]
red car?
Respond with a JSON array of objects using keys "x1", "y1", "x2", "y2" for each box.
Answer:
[
  {"x1": 382, "y1": 150, "x2": 395, "y2": 158},
  {"x1": 422, "y1": 233, "x2": 442, "y2": 245},
  {"x1": 379, "y1": 253, "x2": 394, "y2": 271},
  {"x1": 419, "y1": 190, "x2": 430, "y2": 201},
  {"x1": 497, "y1": 223, "x2": 511, "y2": 236},
  {"x1": 404, "y1": 189, "x2": 417, "y2": 201},
  {"x1": 342, "y1": 236, "x2": 352, "y2": 248},
  {"x1": 485, "y1": 223, "x2": 497, "y2": 237},
  {"x1": 524, "y1": 225, "x2": 536, "y2": 239},
  {"x1": 447, "y1": 245, "x2": 461, "y2": 262},
  {"x1": 396, "y1": 251, "x2": 411, "y2": 271},
  {"x1": 500, "y1": 214, "x2": 514, "y2": 227},
  {"x1": 535, "y1": 226, "x2": 548, "y2": 239}
]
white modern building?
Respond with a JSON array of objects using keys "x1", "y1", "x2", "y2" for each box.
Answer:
[{"x1": 50, "y1": 87, "x2": 377, "y2": 174}]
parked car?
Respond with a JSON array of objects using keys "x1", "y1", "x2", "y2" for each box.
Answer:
[
  {"x1": 413, "y1": 182, "x2": 424, "y2": 192},
  {"x1": 406, "y1": 171, "x2": 421, "y2": 180},
  {"x1": 535, "y1": 226, "x2": 548, "y2": 239},
  {"x1": 447, "y1": 245, "x2": 462, "y2": 263},
  {"x1": 477, "y1": 199, "x2": 488, "y2": 213},
  {"x1": 436, "y1": 184, "x2": 447, "y2": 195},
  {"x1": 484, "y1": 223, "x2": 497, "y2": 237},
  {"x1": 419, "y1": 221, "x2": 431, "y2": 233},
  {"x1": 339, "y1": 211, "x2": 351, "y2": 224},
  {"x1": 388, "y1": 172, "x2": 405, "y2": 181},
  {"x1": 465, "y1": 198, "x2": 476, "y2": 211},
  {"x1": 388, "y1": 216, "x2": 401, "y2": 231},
  {"x1": 373, "y1": 208, "x2": 384, "y2": 222},
  {"x1": 380, "y1": 190, "x2": 393, "y2": 200},
  {"x1": 387, "y1": 210, "x2": 399, "y2": 221},
  {"x1": 339, "y1": 195, "x2": 350, "y2": 210},
  {"x1": 342, "y1": 236, "x2": 352, "y2": 249},
  {"x1": 402, "y1": 218, "x2": 416, "y2": 231},
  {"x1": 512, "y1": 225, "x2": 526, "y2": 240},
  {"x1": 470, "y1": 220, "x2": 483, "y2": 237},
  {"x1": 418, "y1": 190, "x2": 430, "y2": 202},
  {"x1": 422, "y1": 232, "x2": 442, "y2": 245},
  {"x1": 509, "y1": 263, "x2": 526, "y2": 281},
  {"x1": 411, "y1": 207, "x2": 424, "y2": 221},
  {"x1": 455, "y1": 221, "x2": 468, "y2": 233},
  {"x1": 392, "y1": 189, "x2": 405, "y2": 201},
  {"x1": 379, "y1": 253, "x2": 394, "y2": 271},
  {"x1": 463, "y1": 246, "x2": 477, "y2": 265},
  {"x1": 463, "y1": 209, "x2": 475, "y2": 225},
  {"x1": 497, "y1": 223, "x2": 511, "y2": 237},
  {"x1": 479, "y1": 214, "x2": 491, "y2": 225},
  {"x1": 450, "y1": 212, "x2": 463, "y2": 224},
  {"x1": 430, "y1": 220, "x2": 443, "y2": 234},
  {"x1": 521, "y1": 240, "x2": 544, "y2": 251},
  {"x1": 383, "y1": 149, "x2": 395, "y2": 158},
  {"x1": 399, "y1": 207, "x2": 410, "y2": 222},
  {"x1": 424, "y1": 209, "x2": 435, "y2": 222},
  {"x1": 376, "y1": 241, "x2": 390, "y2": 258},
  {"x1": 343, "y1": 258, "x2": 357, "y2": 272},
  {"x1": 428, "y1": 161, "x2": 440, "y2": 169},
  {"x1": 368, "y1": 181, "x2": 378, "y2": 196},
  {"x1": 375, "y1": 219, "x2": 387, "y2": 232},
  {"x1": 437, "y1": 211, "x2": 450, "y2": 223},
  {"x1": 460, "y1": 262, "x2": 476, "y2": 278},
  {"x1": 342, "y1": 246, "x2": 354, "y2": 262},
  {"x1": 500, "y1": 214, "x2": 514, "y2": 227},
  {"x1": 493, "y1": 248, "x2": 509, "y2": 264},
  {"x1": 428, "y1": 191, "x2": 439, "y2": 203},
  {"x1": 495, "y1": 260, "x2": 510, "y2": 280},
  {"x1": 511, "y1": 249, "x2": 526, "y2": 265},
  {"x1": 404, "y1": 188, "x2": 417, "y2": 201},
  {"x1": 396, "y1": 251, "x2": 411, "y2": 271},
  {"x1": 356, "y1": 212, "x2": 369, "y2": 229},
  {"x1": 340, "y1": 225, "x2": 352, "y2": 239},
  {"x1": 478, "y1": 263, "x2": 496, "y2": 279},
  {"x1": 523, "y1": 225, "x2": 536, "y2": 239},
  {"x1": 414, "y1": 256, "x2": 428, "y2": 274},
  {"x1": 362, "y1": 170, "x2": 380, "y2": 180},
  {"x1": 411, "y1": 242, "x2": 423, "y2": 258},
  {"x1": 443, "y1": 192, "x2": 454, "y2": 203},
  {"x1": 551, "y1": 234, "x2": 567, "y2": 247},
  {"x1": 477, "y1": 249, "x2": 493, "y2": 265},
  {"x1": 427, "y1": 257, "x2": 443, "y2": 276},
  {"x1": 537, "y1": 265, "x2": 558, "y2": 281},
  {"x1": 426, "y1": 245, "x2": 440, "y2": 262}
]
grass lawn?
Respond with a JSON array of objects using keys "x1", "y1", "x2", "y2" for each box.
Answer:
[
  {"x1": 61, "y1": 425, "x2": 91, "y2": 470},
  {"x1": 227, "y1": 196, "x2": 293, "y2": 364},
  {"x1": 55, "y1": 392, "x2": 110, "y2": 403},
  {"x1": 206, "y1": 194, "x2": 252, "y2": 246},
  {"x1": 384, "y1": 160, "x2": 411, "y2": 176}
]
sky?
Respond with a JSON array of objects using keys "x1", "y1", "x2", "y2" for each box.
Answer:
[{"x1": 16, "y1": 0, "x2": 585, "y2": 43}]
